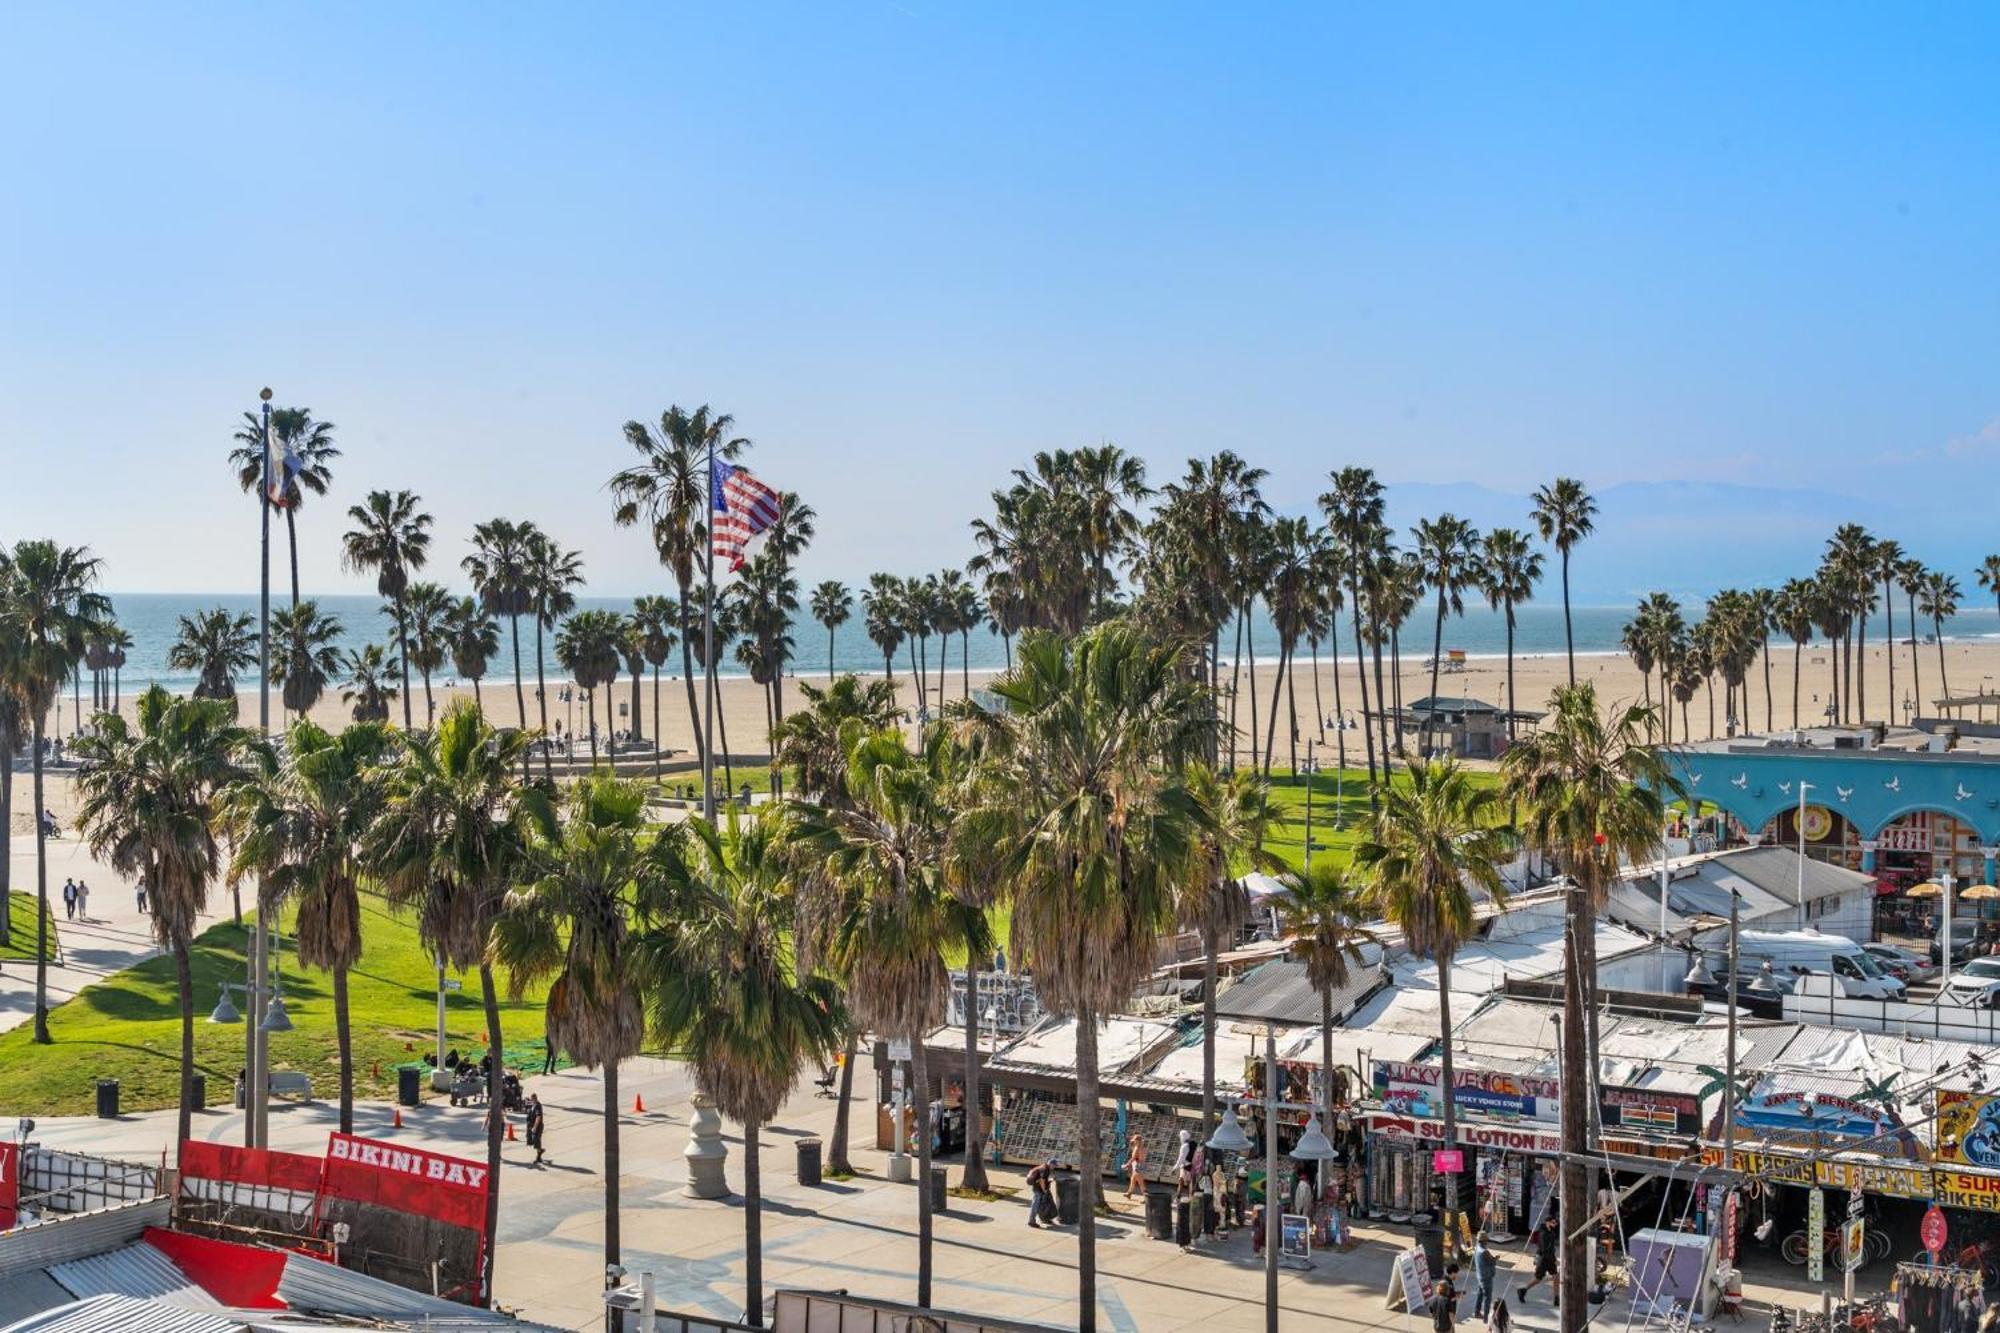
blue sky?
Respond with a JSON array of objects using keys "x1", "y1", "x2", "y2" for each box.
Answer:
[{"x1": 3, "y1": 4, "x2": 1997, "y2": 600}]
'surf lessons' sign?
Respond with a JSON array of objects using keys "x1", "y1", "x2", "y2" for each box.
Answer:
[
  {"x1": 1372, "y1": 1060, "x2": 1559, "y2": 1123},
  {"x1": 1600, "y1": 1085, "x2": 1701, "y2": 1136}
]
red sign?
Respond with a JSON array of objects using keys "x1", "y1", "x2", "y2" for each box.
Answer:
[
  {"x1": 0, "y1": 1141, "x2": 18, "y2": 1231},
  {"x1": 1923, "y1": 1204, "x2": 1949, "y2": 1258},
  {"x1": 1433, "y1": 1150, "x2": 1465, "y2": 1173},
  {"x1": 178, "y1": 1140, "x2": 326, "y2": 1196},
  {"x1": 319, "y1": 1133, "x2": 489, "y2": 1233}
]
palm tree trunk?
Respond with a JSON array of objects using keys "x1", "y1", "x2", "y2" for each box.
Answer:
[
  {"x1": 534, "y1": 619, "x2": 553, "y2": 782},
  {"x1": 962, "y1": 631, "x2": 971, "y2": 700},
  {"x1": 175, "y1": 942, "x2": 195, "y2": 1153},
  {"x1": 829, "y1": 1028, "x2": 859, "y2": 1173},
  {"x1": 1883, "y1": 578, "x2": 1896, "y2": 722},
  {"x1": 508, "y1": 614, "x2": 527, "y2": 726},
  {"x1": 1391, "y1": 626, "x2": 1406, "y2": 754},
  {"x1": 478, "y1": 965, "x2": 505, "y2": 1304},
  {"x1": 1371, "y1": 630, "x2": 1391, "y2": 774},
  {"x1": 962, "y1": 966, "x2": 988, "y2": 1191},
  {"x1": 1909, "y1": 593, "x2": 1923, "y2": 719},
  {"x1": 745, "y1": 1120, "x2": 765, "y2": 1327},
  {"x1": 1310, "y1": 636, "x2": 1327, "y2": 745},
  {"x1": 587, "y1": 691, "x2": 599, "y2": 768},
  {"x1": 631, "y1": 660, "x2": 644, "y2": 746},
  {"x1": 284, "y1": 507, "x2": 301, "y2": 613},
  {"x1": 716, "y1": 684, "x2": 737, "y2": 797},
  {"x1": 1002, "y1": 631, "x2": 1012, "y2": 670},
  {"x1": 1437, "y1": 953, "x2": 1459, "y2": 1247},
  {"x1": 937, "y1": 633, "x2": 948, "y2": 709},
  {"x1": 1246, "y1": 620, "x2": 1262, "y2": 771},
  {"x1": 908, "y1": 638, "x2": 924, "y2": 717},
  {"x1": 604, "y1": 1058, "x2": 621, "y2": 1275},
  {"x1": 1350, "y1": 582, "x2": 1378, "y2": 796},
  {"x1": 31, "y1": 714, "x2": 50, "y2": 1044},
  {"x1": 652, "y1": 664, "x2": 663, "y2": 779},
  {"x1": 1075, "y1": 1009, "x2": 1102, "y2": 1333},
  {"x1": 1793, "y1": 643, "x2": 1802, "y2": 729},
  {"x1": 827, "y1": 624, "x2": 836, "y2": 682},
  {"x1": 0, "y1": 727, "x2": 11, "y2": 948},
  {"x1": 395, "y1": 595, "x2": 415, "y2": 733},
  {"x1": 1320, "y1": 984, "x2": 1335, "y2": 1134},
  {"x1": 1261, "y1": 647, "x2": 1287, "y2": 777},
  {"x1": 912, "y1": 1037, "x2": 936, "y2": 1309},
  {"x1": 1858, "y1": 608, "x2": 1868, "y2": 721},
  {"x1": 1286, "y1": 650, "x2": 1300, "y2": 773},
  {"x1": 1561, "y1": 548, "x2": 1574, "y2": 685},
  {"x1": 1937, "y1": 621, "x2": 1951, "y2": 700},
  {"x1": 1425, "y1": 592, "x2": 1447, "y2": 756},
  {"x1": 1559, "y1": 899, "x2": 1590, "y2": 1329},
  {"x1": 1227, "y1": 607, "x2": 1246, "y2": 770},
  {"x1": 334, "y1": 964, "x2": 354, "y2": 1134},
  {"x1": 1201, "y1": 917, "x2": 1220, "y2": 1140},
  {"x1": 1505, "y1": 611, "x2": 1518, "y2": 743},
  {"x1": 1763, "y1": 637, "x2": 1774, "y2": 733},
  {"x1": 678, "y1": 586, "x2": 706, "y2": 768}
]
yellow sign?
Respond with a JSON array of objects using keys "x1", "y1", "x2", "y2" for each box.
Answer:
[
  {"x1": 1816, "y1": 1160, "x2": 1931, "y2": 1199},
  {"x1": 1801, "y1": 804, "x2": 1834, "y2": 842},
  {"x1": 1936, "y1": 1091, "x2": 2000, "y2": 1169},
  {"x1": 1935, "y1": 1169, "x2": 2000, "y2": 1213}
]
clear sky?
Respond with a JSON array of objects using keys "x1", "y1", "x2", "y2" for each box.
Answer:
[{"x1": 3, "y1": 4, "x2": 1997, "y2": 599}]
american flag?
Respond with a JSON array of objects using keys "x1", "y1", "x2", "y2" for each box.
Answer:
[
  {"x1": 710, "y1": 460, "x2": 783, "y2": 572},
  {"x1": 265, "y1": 431, "x2": 301, "y2": 507}
]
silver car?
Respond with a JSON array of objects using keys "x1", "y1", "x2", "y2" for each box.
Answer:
[{"x1": 1863, "y1": 942, "x2": 1938, "y2": 985}]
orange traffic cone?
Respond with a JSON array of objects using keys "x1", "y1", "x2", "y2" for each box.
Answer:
[
  {"x1": 393, "y1": 1106, "x2": 403, "y2": 1129},
  {"x1": 506, "y1": 1119, "x2": 517, "y2": 1142},
  {"x1": 404, "y1": 1040, "x2": 414, "y2": 1051},
  {"x1": 633, "y1": 1093, "x2": 645, "y2": 1114}
]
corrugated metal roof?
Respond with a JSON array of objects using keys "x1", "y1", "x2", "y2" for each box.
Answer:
[
  {"x1": 47, "y1": 1241, "x2": 210, "y2": 1307},
  {"x1": 0, "y1": 1200, "x2": 171, "y2": 1278},
  {"x1": 276, "y1": 1253, "x2": 562, "y2": 1329},
  {"x1": 1212, "y1": 958, "x2": 1386, "y2": 1026},
  {"x1": 0, "y1": 1272, "x2": 72, "y2": 1329},
  {"x1": 0, "y1": 1293, "x2": 241, "y2": 1333}
]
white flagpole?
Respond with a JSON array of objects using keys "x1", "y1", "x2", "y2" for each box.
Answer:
[
  {"x1": 702, "y1": 437, "x2": 718, "y2": 823},
  {"x1": 251, "y1": 388, "x2": 273, "y2": 1150}
]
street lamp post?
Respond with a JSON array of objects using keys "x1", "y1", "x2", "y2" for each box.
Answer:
[
  {"x1": 1795, "y1": 782, "x2": 1814, "y2": 928},
  {"x1": 1941, "y1": 872, "x2": 1958, "y2": 991}
]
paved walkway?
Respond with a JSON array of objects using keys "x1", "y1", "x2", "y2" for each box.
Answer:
[
  {"x1": 2, "y1": 833, "x2": 237, "y2": 1033},
  {"x1": 30, "y1": 1056, "x2": 1832, "y2": 1332}
]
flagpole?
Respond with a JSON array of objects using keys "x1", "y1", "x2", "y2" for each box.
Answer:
[
  {"x1": 702, "y1": 435, "x2": 717, "y2": 824},
  {"x1": 251, "y1": 388, "x2": 273, "y2": 1150}
]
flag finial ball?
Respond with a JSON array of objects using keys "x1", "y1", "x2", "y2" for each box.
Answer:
[{"x1": 260, "y1": 387, "x2": 273, "y2": 401}]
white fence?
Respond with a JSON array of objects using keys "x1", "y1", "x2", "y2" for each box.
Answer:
[{"x1": 1783, "y1": 990, "x2": 2000, "y2": 1042}]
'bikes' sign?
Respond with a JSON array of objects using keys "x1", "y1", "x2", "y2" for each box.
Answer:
[{"x1": 1934, "y1": 1169, "x2": 2000, "y2": 1213}]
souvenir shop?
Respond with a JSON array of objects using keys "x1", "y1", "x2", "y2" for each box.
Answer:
[
  {"x1": 1360, "y1": 1112, "x2": 1562, "y2": 1238},
  {"x1": 1892, "y1": 1263, "x2": 1986, "y2": 1333}
]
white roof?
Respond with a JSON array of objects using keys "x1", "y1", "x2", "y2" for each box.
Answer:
[{"x1": 992, "y1": 1015, "x2": 1181, "y2": 1077}]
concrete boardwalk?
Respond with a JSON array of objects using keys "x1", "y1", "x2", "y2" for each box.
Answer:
[
  {"x1": 28, "y1": 1055, "x2": 1833, "y2": 1332},
  {"x1": 2, "y1": 833, "x2": 237, "y2": 1034}
]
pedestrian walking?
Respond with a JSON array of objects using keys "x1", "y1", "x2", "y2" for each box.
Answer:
[
  {"x1": 1124, "y1": 1132, "x2": 1148, "y2": 1199},
  {"x1": 61, "y1": 878, "x2": 76, "y2": 921},
  {"x1": 1025, "y1": 1159, "x2": 1052, "y2": 1228},
  {"x1": 1520, "y1": 1204, "x2": 1560, "y2": 1304},
  {"x1": 75, "y1": 880, "x2": 89, "y2": 920},
  {"x1": 135, "y1": 877, "x2": 148, "y2": 914},
  {"x1": 1472, "y1": 1232, "x2": 1497, "y2": 1320},
  {"x1": 1434, "y1": 1263, "x2": 1461, "y2": 1332},
  {"x1": 542, "y1": 1040, "x2": 559, "y2": 1076},
  {"x1": 525, "y1": 1093, "x2": 546, "y2": 1164}
]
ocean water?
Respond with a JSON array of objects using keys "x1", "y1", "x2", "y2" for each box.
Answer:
[{"x1": 87, "y1": 592, "x2": 2000, "y2": 696}]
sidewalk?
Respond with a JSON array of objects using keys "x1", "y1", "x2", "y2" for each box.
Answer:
[{"x1": 2, "y1": 833, "x2": 235, "y2": 1034}]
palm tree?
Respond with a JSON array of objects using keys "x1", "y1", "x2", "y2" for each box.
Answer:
[
  {"x1": 792, "y1": 727, "x2": 984, "y2": 1308},
  {"x1": 340, "y1": 644, "x2": 398, "y2": 723},
  {"x1": 464, "y1": 518, "x2": 539, "y2": 733},
  {"x1": 0, "y1": 676, "x2": 21, "y2": 949},
  {"x1": 341, "y1": 489, "x2": 433, "y2": 731},
  {"x1": 1261, "y1": 518, "x2": 1319, "y2": 775},
  {"x1": 1502, "y1": 683, "x2": 1673, "y2": 1324},
  {"x1": 1479, "y1": 528, "x2": 1542, "y2": 742},
  {"x1": 1182, "y1": 763, "x2": 1278, "y2": 1140},
  {"x1": 1774, "y1": 580, "x2": 1817, "y2": 730},
  {"x1": 1978, "y1": 557, "x2": 2000, "y2": 641},
  {"x1": 167, "y1": 608, "x2": 260, "y2": 703},
  {"x1": 0, "y1": 540, "x2": 110, "y2": 1042},
  {"x1": 1825, "y1": 524, "x2": 1877, "y2": 721},
  {"x1": 862, "y1": 574, "x2": 907, "y2": 695},
  {"x1": 810, "y1": 581, "x2": 852, "y2": 683},
  {"x1": 1898, "y1": 558, "x2": 1927, "y2": 720},
  {"x1": 403, "y1": 581, "x2": 453, "y2": 729},
  {"x1": 1921, "y1": 572, "x2": 1962, "y2": 708},
  {"x1": 935, "y1": 569, "x2": 982, "y2": 702},
  {"x1": 610, "y1": 406, "x2": 750, "y2": 771},
  {"x1": 1353, "y1": 759, "x2": 1508, "y2": 1248},
  {"x1": 637, "y1": 810, "x2": 844, "y2": 1329},
  {"x1": 957, "y1": 625, "x2": 1208, "y2": 1332},
  {"x1": 631, "y1": 595, "x2": 677, "y2": 778},
  {"x1": 526, "y1": 532, "x2": 584, "y2": 779},
  {"x1": 1321, "y1": 468, "x2": 1388, "y2": 790},
  {"x1": 225, "y1": 718, "x2": 392, "y2": 1135},
  {"x1": 268, "y1": 601, "x2": 345, "y2": 716},
  {"x1": 1412, "y1": 515, "x2": 1480, "y2": 756},
  {"x1": 230, "y1": 407, "x2": 339, "y2": 611},
  {"x1": 555, "y1": 608, "x2": 623, "y2": 768},
  {"x1": 619, "y1": 617, "x2": 649, "y2": 756},
  {"x1": 444, "y1": 596, "x2": 501, "y2": 716},
  {"x1": 364, "y1": 700, "x2": 531, "y2": 1304},
  {"x1": 493, "y1": 775, "x2": 649, "y2": 1280},
  {"x1": 1277, "y1": 862, "x2": 1374, "y2": 1133},
  {"x1": 73, "y1": 686, "x2": 259, "y2": 1148},
  {"x1": 1530, "y1": 478, "x2": 1596, "y2": 684}
]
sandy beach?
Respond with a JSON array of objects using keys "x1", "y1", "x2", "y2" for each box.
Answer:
[{"x1": 14, "y1": 635, "x2": 2000, "y2": 834}]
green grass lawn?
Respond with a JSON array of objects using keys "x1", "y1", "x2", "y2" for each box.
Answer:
[
  {"x1": 1259, "y1": 764, "x2": 1505, "y2": 873},
  {"x1": 0, "y1": 890, "x2": 558, "y2": 1118},
  {"x1": 1, "y1": 892, "x2": 58, "y2": 963}
]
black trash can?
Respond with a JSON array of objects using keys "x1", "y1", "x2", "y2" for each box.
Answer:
[
  {"x1": 95, "y1": 1078, "x2": 119, "y2": 1119},
  {"x1": 1056, "y1": 1173, "x2": 1081, "y2": 1225},
  {"x1": 929, "y1": 1165, "x2": 948, "y2": 1214},
  {"x1": 1174, "y1": 1198, "x2": 1191, "y2": 1247},
  {"x1": 797, "y1": 1137, "x2": 823, "y2": 1187},
  {"x1": 1145, "y1": 1187, "x2": 1173, "y2": 1240},
  {"x1": 189, "y1": 1073, "x2": 206, "y2": 1110},
  {"x1": 397, "y1": 1065, "x2": 422, "y2": 1107}
]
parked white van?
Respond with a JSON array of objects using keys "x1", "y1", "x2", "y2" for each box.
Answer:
[{"x1": 1704, "y1": 928, "x2": 1907, "y2": 1000}]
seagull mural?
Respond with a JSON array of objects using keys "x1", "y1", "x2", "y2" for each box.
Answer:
[
  {"x1": 1836, "y1": 786, "x2": 1855, "y2": 803},
  {"x1": 1779, "y1": 781, "x2": 1793, "y2": 796},
  {"x1": 1731, "y1": 773, "x2": 1750, "y2": 789},
  {"x1": 1885, "y1": 777, "x2": 1902, "y2": 794},
  {"x1": 1958, "y1": 784, "x2": 1977, "y2": 802}
]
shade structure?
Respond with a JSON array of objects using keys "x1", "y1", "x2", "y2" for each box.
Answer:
[{"x1": 1961, "y1": 884, "x2": 2000, "y2": 901}]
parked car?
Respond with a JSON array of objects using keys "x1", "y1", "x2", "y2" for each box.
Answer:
[
  {"x1": 1863, "y1": 942, "x2": 1938, "y2": 985},
  {"x1": 1934, "y1": 957, "x2": 2000, "y2": 1008},
  {"x1": 1702, "y1": 929, "x2": 1906, "y2": 1000},
  {"x1": 1932, "y1": 920, "x2": 1985, "y2": 966}
]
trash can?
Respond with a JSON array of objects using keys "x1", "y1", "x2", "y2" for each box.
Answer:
[
  {"x1": 95, "y1": 1078, "x2": 119, "y2": 1119},
  {"x1": 397, "y1": 1065, "x2": 422, "y2": 1107},
  {"x1": 189, "y1": 1073, "x2": 206, "y2": 1110},
  {"x1": 797, "y1": 1137, "x2": 823, "y2": 1187},
  {"x1": 929, "y1": 1165, "x2": 948, "y2": 1214},
  {"x1": 1056, "y1": 1173, "x2": 1081, "y2": 1225},
  {"x1": 1145, "y1": 1186, "x2": 1173, "y2": 1240},
  {"x1": 1174, "y1": 1198, "x2": 1191, "y2": 1247}
]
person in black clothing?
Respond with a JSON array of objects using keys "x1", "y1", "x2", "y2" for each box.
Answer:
[
  {"x1": 1434, "y1": 1263, "x2": 1461, "y2": 1331},
  {"x1": 1520, "y1": 1204, "x2": 1560, "y2": 1303},
  {"x1": 525, "y1": 1093, "x2": 546, "y2": 1164}
]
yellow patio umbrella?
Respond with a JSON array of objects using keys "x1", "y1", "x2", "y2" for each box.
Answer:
[
  {"x1": 1960, "y1": 883, "x2": 2000, "y2": 901},
  {"x1": 1906, "y1": 881, "x2": 1941, "y2": 897}
]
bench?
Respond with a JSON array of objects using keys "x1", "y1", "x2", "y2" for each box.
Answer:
[{"x1": 268, "y1": 1072, "x2": 312, "y2": 1102}]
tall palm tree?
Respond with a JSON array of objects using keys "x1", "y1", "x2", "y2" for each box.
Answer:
[
  {"x1": 464, "y1": 518, "x2": 539, "y2": 733},
  {"x1": 493, "y1": 774, "x2": 649, "y2": 1280},
  {"x1": 1412, "y1": 515, "x2": 1480, "y2": 756},
  {"x1": 1277, "y1": 862, "x2": 1374, "y2": 1133},
  {"x1": 73, "y1": 686, "x2": 259, "y2": 1148},
  {"x1": 339, "y1": 644, "x2": 398, "y2": 724},
  {"x1": 1530, "y1": 477, "x2": 1596, "y2": 684},
  {"x1": 1774, "y1": 580, "x2": 1817, "y2": 730},
  {"x1": 1479, "y1": 528, "x2": 1542, "y2": 742},
  {"x1": 1921, "y1": 572, "x2": 1961, "y2": 707},
  {"x1": 619, "y1": 617, "x2": 649, "y2": 754},
  {"x1": 167, "y1": 608, "x2": 260, "y2": 704},
  {"x1": 269, "y1": 601, "x2": 345, "y2": 718},
  {"x1": 224, "y1": 718, "x2": 391, "y2": 1135},
  {"x1": 1353, "y1": 759, "x2": 1508, "y2": 1248},
  {"x1": 810, "y1": 581, "x2": 853, "y2": 683},
  {"x1": 1321, "y1": 468, "x2": 1388, "y2": 790},
  {"x1": 555, "y1": 608, "x2": 623, "y2": 768},
  {"x1": 957, "y1": 625, "x2": 1208, "y2": 1332},
  {"x1": 631, "y1": 595, "x2": 677, "y2": 778},
  {"x1": 403, "y1": 581, "x2": 453, "y2": 729},
  {"x1": 610, "y1": 406, "x2": 750, "y2": 771},
  {"x1": 1503, "y1": 684, "x2": 1673, "y2": 1327},
  {"x1": 444, "y1": 596, "x2": 501, "y2": 717},
  {"x1": 862, "y1": 574, "x2": 907, "y2": 695},
  {"x1": 1182, "y1": 763, "x2": 1278, "y2": 1140},
  {"x1": 1978, "y1": 556, "x2": 2000, "y2": 639},
  {"x1": 1261, "y1": 518, "x2": 1319, "y2": 775},
  {"x1": 1825, "y1": 525, "x2": 1877, "y2": 721},
  {"x1": 526, "y1": 532, "x2": 584, "y2": 779},
  {"x1": 934, "y1": 569, "x2": 982, "y2": 702},
  {"x1": 792, "y1": 727, "x2": 984, "y2": 1308},
  {"x1": 0, "y1": 540, "x2": 110, "y2": 1042},
  {"x1": 341, "y1": 489, "x2": 433, "y2": 731},
  {"x1": 1898, "y1": 559, "x2": 1927, "y2": 720},
  {"x1": 230, "y1": 407, "x2": 340, "y2": 612},
  {"x1": 364, "y1": 700, "x2": 531, "y2": 1304},
  {"x1": 638, "y1": 810, "x2": 844, "y2": 1329},
  {"x1": 0, "y1": 672, "x2": 21, "y2": 949}
]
